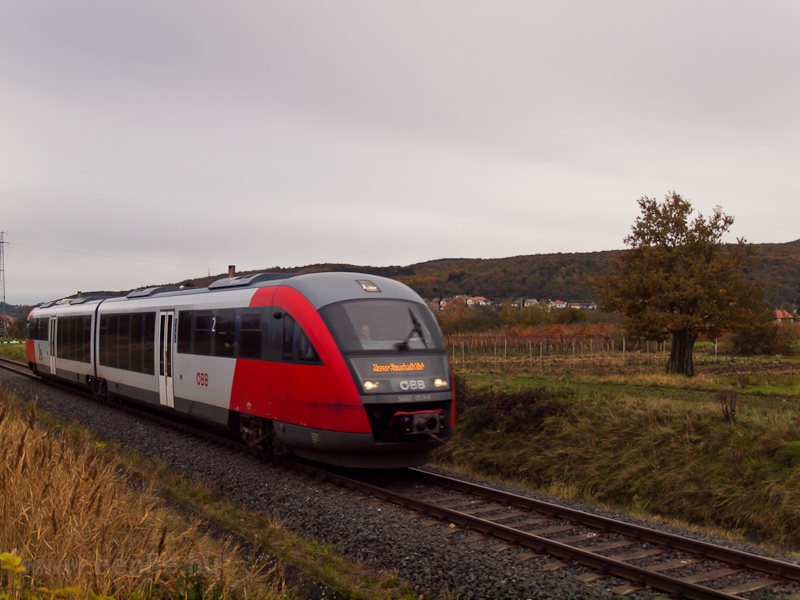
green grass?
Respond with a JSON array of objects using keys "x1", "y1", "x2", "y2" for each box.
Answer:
[
  {"x1": 0, "y1": 340, "x2": 26, "y2": 363},
  {"x1": 433, "y1": 372, "x2": 800, "y2": 552}
]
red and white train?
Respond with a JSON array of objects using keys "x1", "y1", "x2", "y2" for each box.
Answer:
[{"x1": 25, "y1": 272, "x2": 454, "y2": 468}]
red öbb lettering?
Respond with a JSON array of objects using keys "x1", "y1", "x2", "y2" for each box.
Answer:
[{"x1": 196, "y1": 372, "x2": 209, "y2": 386}]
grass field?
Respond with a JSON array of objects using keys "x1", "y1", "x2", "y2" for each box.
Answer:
[
  {"x1": 0, "y1": 382, "x2": 411, "y2": 600},
  {"x1": 0, "y1": 340, "x2": 26, "y2": 363},
  {"x1": 433, "y1": 347, "x2": 800, "y2": 553},
  {"x1": 4, "y1": 338, "x2": 800, "y2": 557},
  {"x1": 0, "y1": 393, "x2": 288, "y2": 600}
]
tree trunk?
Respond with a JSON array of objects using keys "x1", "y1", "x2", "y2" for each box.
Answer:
[{"x1": 667, "y1": 330, "x2": 698, "y2": 376}]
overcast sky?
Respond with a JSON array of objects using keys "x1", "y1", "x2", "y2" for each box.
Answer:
[{"x1": 2, "y1": 2, "x2": 799, "y2": 305}]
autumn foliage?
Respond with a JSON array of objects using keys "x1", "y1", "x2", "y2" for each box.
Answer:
[{"x1": 595, "y1": 193, "x2": 766, "y2": 376}]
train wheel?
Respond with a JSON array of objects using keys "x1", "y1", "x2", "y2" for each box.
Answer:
[
  {"x1": 239, "y1": 415, "x2": 270, "y2": 447},
  {"x1": 239, "y1": 416, "x2": 290, "y2": 456}
]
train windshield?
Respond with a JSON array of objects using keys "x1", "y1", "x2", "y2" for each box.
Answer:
[{"x1": 320, "y1": 300, "x2": 444, "y2": 353}]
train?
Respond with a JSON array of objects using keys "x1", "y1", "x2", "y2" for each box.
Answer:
[{"x1": 25, "y1": 272, "x2": 454, "y2": 468}]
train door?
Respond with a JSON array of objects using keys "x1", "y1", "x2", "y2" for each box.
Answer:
[
  {"x1": 158, "y1": 310, "x2": 175, "y2": 408},
  {"x1": 48, "y1": 316, "x2": 57, "y2": 374}
]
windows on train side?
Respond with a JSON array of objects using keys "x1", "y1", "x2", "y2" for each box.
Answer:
[
  {"x1": 55, "y1": 315, "x2": 93, "y2": 363},
  {"x1": 26, "y1": 317, "x2": 48, "y2": 341},
  {"x1": 98, "y1": 312, "x2": 156, "y2": 374},
  {"x1": 239, "y1": 311, "x2": 262, "y2": 359},
  {"x1": 176, "y1": 308, "x2": 320, "y2": 363}
]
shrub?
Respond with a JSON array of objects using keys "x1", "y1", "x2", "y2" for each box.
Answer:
[{"x1": 454, "y1": 375, "x2": 568, "y2": 436}]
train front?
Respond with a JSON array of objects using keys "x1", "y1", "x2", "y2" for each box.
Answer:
[{"x1": 288, "y1": 274, "x2": 454, "y2": 468}]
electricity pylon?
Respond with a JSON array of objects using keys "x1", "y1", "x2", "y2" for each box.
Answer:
[{"x1": 0, "y1": 232, "x2": 7, "y2": 339}]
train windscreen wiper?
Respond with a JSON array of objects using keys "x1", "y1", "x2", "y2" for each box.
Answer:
[{"x1": 396, "y1": 309, "x2": 428, "y2": 351}]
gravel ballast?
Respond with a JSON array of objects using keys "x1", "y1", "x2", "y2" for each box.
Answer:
[{"x1": 3, "y1": 370, "x2": 798, "y2": 600}]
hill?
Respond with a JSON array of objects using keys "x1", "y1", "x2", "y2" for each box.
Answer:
[
  {"x1": 397, "y1": 240, "x2": 800, "y2": 308},
  {"x1": 183, "y1": 240, "x2": 800, "y2": 309},
  {"x1": 9, "y1": 240, "x2": 800, "y2": 315}
]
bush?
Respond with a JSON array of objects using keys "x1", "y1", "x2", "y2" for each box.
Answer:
[
  {"x1": 453, "y1": 375, "x2": 568, "y2": 436},
  {"x1": 730, "y1": 320, "x2": 799, "y2": 356}
]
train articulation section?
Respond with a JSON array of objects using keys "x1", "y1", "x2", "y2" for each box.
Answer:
[{"x1": 25, "y1": 272, "x2": 454, "y2": 468}]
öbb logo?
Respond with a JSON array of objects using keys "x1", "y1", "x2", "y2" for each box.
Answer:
[{"x1": 399, "y1": 379, "x2": 426, "y2": 391}]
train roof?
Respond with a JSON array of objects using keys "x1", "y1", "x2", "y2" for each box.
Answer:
[
  {"x1": 281, "y1": 272, "x2": 422, "y2": 309},
  {"x1": 30, "y1": 272, "x2": 424, "y2": 314}
]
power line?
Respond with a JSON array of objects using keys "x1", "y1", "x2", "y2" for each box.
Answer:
[{"x1": 7, "y1": 233, "x2": 220, "y2": 272}]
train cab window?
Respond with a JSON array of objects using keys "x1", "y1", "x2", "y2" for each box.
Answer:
[
  {"x1": 297, "y1": 328, "x2": 320, "y2": 362},
  {"x1": 214, "y1": 309, "x2": 235, "y2": 357},
  {"x1": 320, "y1": 299, "x2": 444, "y2": 353},
  {"x1": 239, "y1": 311, "x2": 262, "y2": 359},
  {"x1": 279, "y1": 313, "x2": 320, "y2": 363},
  {"x1": 194, "y1": 313, "x2": 212, "y2": 355}
]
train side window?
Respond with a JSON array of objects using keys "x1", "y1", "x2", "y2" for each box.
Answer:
[
  {"x1": 130, "y1": 313, "x2": 144, "y2": 373},
  {"x1": 99, "y1": 316, "x2": 109, "y2": 366},
  {"x1": 69, "y1": 316, "x2": 78, "y2": 361},
  {"x1": 107, "y1": 315, "x2": 119, "y2": 369},
  {"x1": 143, "y1": 313, "x2": 156, "y2": 374},
  {"x1": 118, "y1": 314, "x2": 131, "y2": 371},
  {"x1": 297, "y1": 327, "x2": 320, "y2": 363},
  {"x1": 66, "y1": 317, "x2": 76, "y2": 360},
  {"x1": 215, "y1": 309, "x2": 235, "y2": 357},
  {"x1": 282, "y1": 314, "x2": 295, "y2": 361},
  {"x1": 194, "y1": 312, "x2": 212, "y2": 355},
  {"x1": 177, "y1": 312, "x2": 191, "y2": 354},
  {"x1": 81, "y1": 316, "x2": 92, "y2": 363},
  {"x1": 56, "y1": 317, "x2": 66, "y2": 359},
  {"x1": 239, "y1": 311, "x2": 262, "y2": 359}
]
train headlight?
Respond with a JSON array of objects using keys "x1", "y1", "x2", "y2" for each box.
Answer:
[
  {"x1": 363, "y1": 381, "x2": 380, "y2": 392},
  {"x1": 434, "y1": 378, "x2": 448, "y2": 388}
]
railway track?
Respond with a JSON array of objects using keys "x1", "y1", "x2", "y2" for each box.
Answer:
[
  {"x1": 343, "y1": 469, "x2": 798, "y2": 599},
  {"x1": 2, "y1": 356, "x2": 799, "y2": 599}
]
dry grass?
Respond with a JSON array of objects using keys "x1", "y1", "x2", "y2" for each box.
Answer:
[
  {"x1": 434, "y1": 373, "x2": 800, "y2": 553},
  {"x1": 0, "y1": 396, "x2": 283, "y2": 600}
]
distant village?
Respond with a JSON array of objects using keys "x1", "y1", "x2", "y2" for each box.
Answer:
[
  {"x1": 425, "y1": 296, "x2": 797, "y2": 325},
  {"x1": 426, "y1": 296, "x2": 598, "y2": 312}
]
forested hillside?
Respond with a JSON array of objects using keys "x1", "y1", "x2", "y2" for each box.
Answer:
[
  {"x1": 12, "y1": 239, "x2": 799, "y2": 312},
  {"x1": 217, "y1": 239, "x2": 800, "y2": 308}
]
